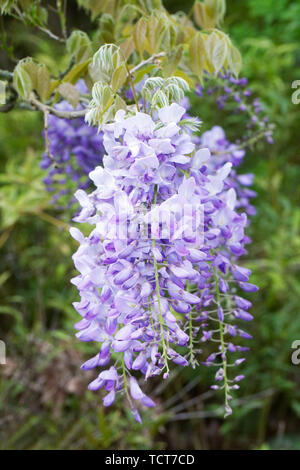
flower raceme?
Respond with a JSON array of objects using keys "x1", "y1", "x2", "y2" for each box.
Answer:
[
  {"x1": 70, "y1": 103, "x2": 258, "y2": 420},
  {"x1": 40, "y1": 81, "x2": 105, "y2": 208}
]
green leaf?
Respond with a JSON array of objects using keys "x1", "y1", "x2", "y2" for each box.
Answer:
[
  {"x1": 142, "y1": 0, "x2": 162, "y2": 14},
  {"x1": 164, "y1": 76, "x2": 189, "y2": 102},
  {"x1": 142, "y1": 76, "x2": 189, "y2": 110},
  {"x1": 99, "y1": 13, "x2": 115, "y2": 43},
  {"x1": 228, "y1": 44, "x2": 242, "y2": 77},
  {"x1": 194, "y1": 2, "x2": 207, "y2": 29},
  {"x1": 161, "y1": 20, "x2": 177, "y2": 51},
  {"x1": 111, "y1": 64, "x2": 128, "y2": 93},
  {"x1": 133, "y1": 17, "x2": 148, "y2": 58},
  {"x1": 189, "y1": 32, "x2": 206, "y2": 80},
  {"x1": 114, "y1": 94, "x2": 127, "y2": 112},
  {"x1": 78, "y1": 0, "x2": 117, "y2": 20},
  {"x1": 85, "y1": 81, "x2": 115, "y2": 127},
  {"x1": 146, "y1": 14, "x2": 165, "y2": 54},
  {"x1": 205, "y1": 0, "x2": 226, "y2": 27},
  {"x1": 36, "y1": 64, "x2": 51, "y2": 102},
  {"x1": 13, "y1": 58, "x2": 36, "y2": 99},
  {"x1": 142, "y1": 77, "x2": 164, "y2": 103},
  {"x1": 62, "y1": 59, "x2": 91, "y2": 85},
  {"x1": 58, "y1": 83, "x2": 80, "y2": 109},
  {"x1": 152, "y1": 89, "x2": 169, "y2": 108},
  {"x1": 206, "y1": 0, "x2": 226, "y2": 25},
  {"x1": 211, "y1": 33, "x2": 228, "y2": 73},
  {"x1": 162, "y1": 45, "x2": 183, "y2": 78},
  {"x1": 90, "y1": 44, "x2": 123, "y2": 84},
  {"x1": 120, "y1": 38, "x2": 135, "y2": 61},
  {"x1": 67, "y1": 30, "x2": 92, "y2": 63},
  {"x1": 194, "y1": 1, "x2": 217, "y2": 29}
]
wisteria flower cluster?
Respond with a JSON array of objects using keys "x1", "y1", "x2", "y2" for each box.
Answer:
[
  {"x1": 40, "y1": 82, "x2": 105, "y2": 208},
  {"x1": 199, "y1": 126, "x2": 257, "y2": 217},
  {"x1": 71, "y1": 102, "x2": 258, "y2": 421},
  {"x1": 195, "y1": 71, "x2": 274, "y2": 147}
]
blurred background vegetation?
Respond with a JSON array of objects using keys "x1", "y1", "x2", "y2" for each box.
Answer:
[{"x1": 0, "y1": 0, "x2": 299, "y2": 450}]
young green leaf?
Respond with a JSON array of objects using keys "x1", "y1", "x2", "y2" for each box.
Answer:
[
  {"x1": 111, "y1": 64, "x2": 128, "y2": 93},
  {"x1": 36, "y1": 65, "x2": 51, "y2": 102},
  {"x1": 67, "y1": 30, "x2": 92, "y2": 63},
  {"x1": 189, "y1": 32, "x2": 206, "y2": 80},
  {"x1": 133, "y1": 17, "x2": 148, "y2": 59},
  {"x1": 228, "y1": 44, "x2": 242, "y2": 77},
  {"x1": 162, "y1": 45, "x2": 183, "y2": 78},
  {"x1": 13, "y1": 58, "x2": 36, "y2": 99},
  {"x1": 58, "y1": 83, "x2": 80, "y2": 109}
]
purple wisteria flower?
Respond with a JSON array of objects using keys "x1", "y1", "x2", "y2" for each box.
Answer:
[
  {"x1": 199, "y1": 126, "x2": 257, "y2": 216},
  {"x1": 40, "y1": 81, "x2": 105, "y2": 208},
  {"x1": 195, "y1": 70, "x2": 274, "y2": 146},
  {"x1": 71, "y1": 102, "x2": 257, "y2": 420}
]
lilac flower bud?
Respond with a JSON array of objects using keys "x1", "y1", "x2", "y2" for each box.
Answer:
[
  {"x1": 235, "y1": 358, "x2": 246, "y2": 366},
  {"x1": 234, "y1": 310, "x2": 253, "y2": 322},
  {"x1": 217, "y1": 306, "x2": 224, "y2": 322},
  {"x1": 100, "y1": 286, "x2": 112, "y2": 303},
  {"x1": 131, "y1": 408, "x2": 142, "y2": 424},
  {"x1": 225, "y1": 405, "x2": 232, "y2": 417},
  {"x1": 141, "y1": 395, "x2": 156, "y2": 408},
  {"x1": 103, "y1": 390, "x2": 116, "y2": 407},
  {"x1": 130, "y1": 327, "x2": 145, "y2": 340},
  {"x1": 112, "y1": 340, "x2": 131, "y2": 352},
  {"x1": 88, "y1": 376, "x2": 105, "y2": 391},
  {"x1": 171, "y1": 300, "x2": 191, "y2": 314},
  {"x1": 211, "y1": 385, "x2": 220, "y2": 390},
  {"x1": 81, "y1": 354, "x2": 100, "y2": 370},
  {"x1": 124, "y1": 350, "x2": 133, "y2": 369},
  {"x1": 99, "y1": 367, "x2": 118, "y2": 381},
  {"x1": 238, "y1": 282, "x2": 259, "y2": 293},
  {"x1": 228, "y1": 343, "x2": 237, "y2": 353},
  {"x1": 234, "y1": 296, "x2": 252, "y2": 310},
  {"x1": 129, "y1": 377, "x2": 144, "y2": 400},
  {"x1": 114, "y1": 266, "x2": 133, "y2": 285},
  {"x1": 234, "y1": 375, "x2": 245, "y2": 382},
  {"x1": 172, "y1": 355, "x2": 188, "y2": 366},
  {"x1": 219, "y1": 278, "x2": 229, "y2": 293},
  {"x1": 227, "y1": 325, "x2": 237, "y2": 337},
  {"x1": 132, "y1": 352, "x2": 147, "y2": 371},
  {"x1": 231, "y1": 265, "x2": 251, "y2": 282},
  {"x1": 215, "y1": 368, "x2": 225, "y2": 381},
  {"x1": 237, "y1": 330, "x2": 252, "y2": 340},
  {"x1": 115, "y1": 324, "x2": 135, "y2": 341},
  {"x1": 123, "y1": 273, "x2": 140, "y2": 289},
  {"x1": 206, "y1": 353, "x2": 217, "y2": 363}
]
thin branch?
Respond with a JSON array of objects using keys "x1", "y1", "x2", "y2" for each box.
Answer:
[
  {"x1": 212, "y1": 130, "x2": 271, "y2": 156},
  {"x1": 29, "y1": 93, "x2": 86, "y2": 119},
  {"x1": 130, "y1": 52, "x2": 166, "y2": 76},
  {"x1": 43, "y1": 108, "x2": 58, "y2": 167},
  {"x1": 13, "y1": 5, "x2": 65, "y2": 43},
  {"x1": 35, "y1": 24, "x2": 65, "y2": 43}
]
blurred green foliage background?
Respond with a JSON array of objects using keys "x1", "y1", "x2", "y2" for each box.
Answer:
[{"x1": 0, "y1": 0, "x2": 299, "y2": 450}]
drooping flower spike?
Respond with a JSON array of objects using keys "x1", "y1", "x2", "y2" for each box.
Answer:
[
  {"x1": 195, "y1": 70, "x2": 274, "y2": 147},
  {"x1": 71, "y1": 102, "x2": 257, "y2": 421},
  {"x1": 40, "y1": 81, "x2": 105, "y2": 208}
]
